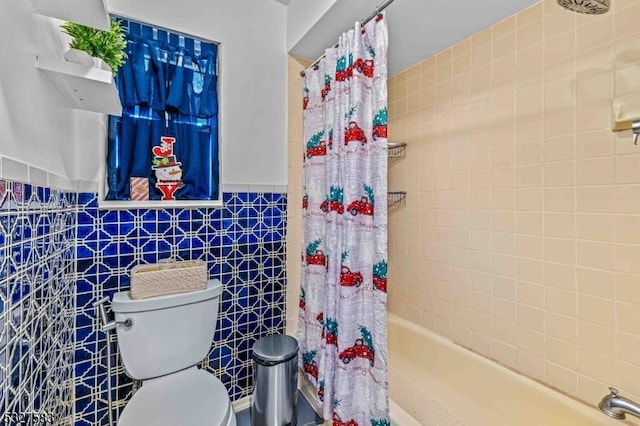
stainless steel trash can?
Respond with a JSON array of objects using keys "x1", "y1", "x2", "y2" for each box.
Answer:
[{"x1": 251, "y1": 334, "x2": 299, "y2": 426}]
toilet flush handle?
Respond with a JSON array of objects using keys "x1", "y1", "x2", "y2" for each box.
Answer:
[{"x1": 93, "y1": 297, "x2": 133, "y2": 332}]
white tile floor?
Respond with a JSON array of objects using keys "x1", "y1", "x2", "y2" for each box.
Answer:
[{"x1": 236, "y1": 391, "x2": 322, "y2": 426}]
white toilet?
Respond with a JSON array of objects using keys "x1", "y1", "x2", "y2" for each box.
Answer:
[{"x1": 111, "y1": 279, "x2": 236, "y2": 426}]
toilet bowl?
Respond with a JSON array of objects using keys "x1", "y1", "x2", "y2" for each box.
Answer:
[
  {"x1": 112, "y1": 279, "x2": 236, "y2": 426},
  {"x1": 117, "y1": 367, "x2": 235, "y2": 426}
]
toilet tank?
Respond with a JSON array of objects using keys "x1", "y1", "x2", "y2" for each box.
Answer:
[{"x1": 111, "y1": 279, "x2": 222, "y2": 380}]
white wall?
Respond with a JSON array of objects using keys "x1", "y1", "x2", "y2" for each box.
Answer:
[
  {"x1": 103, "y1": 0, "x2": 289, "y2": 188},
  {"x1": 288, "y1": 0, "x2": 386, "y2": 64},
  {"x1": 1, "y1": 0, "x2": 288, "y2": 189},
  {"x1": 286, "y1": 0, "x2": 336, "y2": 52}
]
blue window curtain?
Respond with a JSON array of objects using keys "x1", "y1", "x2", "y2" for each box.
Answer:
[{"x1": 106, "y1": 18, "x2": 219, "y2": 201}]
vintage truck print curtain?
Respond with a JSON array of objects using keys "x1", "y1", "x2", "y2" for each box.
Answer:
[{"x1": 298, "y1": 14, "x2": 389, "y2": 426}]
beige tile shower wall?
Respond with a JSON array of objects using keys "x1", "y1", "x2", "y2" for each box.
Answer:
[
  {"x1": 286, "y1": 56, "x2": 311, "y2": 337},
  {"x1": 387, "y1": 0, "x2": 640, "y2": 409}
]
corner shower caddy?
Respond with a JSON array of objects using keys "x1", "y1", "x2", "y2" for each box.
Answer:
[
  {"x1": 31, "y1": 0, "x2": 123, "y2": 116},
  {"x1": 388, "y1": 141, "x2": 407, "y2": 160},
  {"x1": 387, "y1": 142, "x2": 407, "y2": 210}
]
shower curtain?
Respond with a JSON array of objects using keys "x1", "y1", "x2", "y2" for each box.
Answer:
[{"x1": 298, "y1": 14, "x2": 389, "y2": 425}]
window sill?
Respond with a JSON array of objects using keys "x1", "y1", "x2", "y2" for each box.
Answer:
[{"x1": 97, "y1": 199, "x2": 223, "y2": 210}]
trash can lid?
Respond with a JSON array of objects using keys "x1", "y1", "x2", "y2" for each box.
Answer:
[{"x1": 253, "y1": 334, "x2": 299, "y2": 364}]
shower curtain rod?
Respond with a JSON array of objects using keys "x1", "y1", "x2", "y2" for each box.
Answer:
[{"x1": 299, "y1": 0, "x2": 396, "y2": 77}]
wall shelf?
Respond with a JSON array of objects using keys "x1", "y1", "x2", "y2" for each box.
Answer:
[
  {"x1": 388, "y1": 141, "x2": 407, "y2": 211},
  {"x1": 30, "y1": 0, "x2": 110, "y2": 30},
  {"x1": 388, "y1": 191, "x2": 406, "y2": 208},
  {"x1": 37, "y1": 55, "x2": 122, "y2": 116},
  {"x1": 31, "y1": 0, "x2": 122, "y2": 116},
  {"x1": 388, "y1": 142, "x2": 407, "y2": 159}
]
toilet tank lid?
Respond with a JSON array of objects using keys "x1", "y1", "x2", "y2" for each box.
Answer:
[{"x1": 112, "y1": 279, "x2": 222, "y2": 313}]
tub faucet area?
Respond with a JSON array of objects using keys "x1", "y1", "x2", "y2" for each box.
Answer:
[{"x1": 599, "y1": 388, "x2": 640, "y2": 420}]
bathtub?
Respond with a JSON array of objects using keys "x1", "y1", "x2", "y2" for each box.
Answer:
[{"x1": 388, "y1": 314, "x2": 620, "y2": 426}]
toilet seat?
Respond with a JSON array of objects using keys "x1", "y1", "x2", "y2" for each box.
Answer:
[{"x1": 117, "y1": 367, "x2": 235, "y2": 426}]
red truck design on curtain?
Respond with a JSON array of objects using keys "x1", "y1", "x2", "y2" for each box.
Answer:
[
  {"x1": 321, "y1": 186, "x2": 344, "y2": 214},
  {"x1": 335, "y1": 54, "x2": 354, "y2": 81},
  {"x1": 306, "y1": 240, "x2": 327, "y2": 269},
  {"x1": 322, "y1": 75, "x2": 332, "y2": 100},
  {"x1": 372, "y1": 108, "x2": 388, "y2": 140},
  {"x1": 373, "y1": 260, "x2": 387, "y2": 292},
  {"x1": 303, "y1": 87, "x2": 309, "y2": 110},
  {"x1": 344, "y1": 122, "x2": 367, "y2": 146},
  {"x1": 306, "y1": 131, "x2": 327, "y2": 159},
  {"x1": 340, "y1": 266, "x2": 363, "y2": 287},
  {"x1": 299, "y1": 288, "x2": 306, "y2": 310},
  {"x1": 339, "y1": 251, "x2": 362, "y2": 287},
  {"x1": 347, "y1": 197, "x2": 374, "y2": 216},
  {"x1": 317, "y1": 313, "x2": 338, "y2": 345},
  {"x1": 354, "y1": 58, "x2": 374, "y2": 78},
  {"x1": 333, "y1": 413, "x2": 358, "y2": 426},
  {"x1": 303, "y1": 350, "x2": 319, "y2": 380},
  {"x1": 339, "y1": 326, "x2": 375, "y2": 367},
  {"x1": 348, "y1": 185, "x2": 375, "y2": 217}
]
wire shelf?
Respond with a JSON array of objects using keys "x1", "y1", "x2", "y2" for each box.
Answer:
[
  {"x1": 388, "y1": 191, "x2": 406, "y2": 208},
  {"x1": 388, "y1": 142, "x2": 407, "y2": 159}
]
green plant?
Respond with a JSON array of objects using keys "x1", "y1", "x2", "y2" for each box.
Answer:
[{"x1": 61, "y1": 20, "x2": 127, "y2": 75}]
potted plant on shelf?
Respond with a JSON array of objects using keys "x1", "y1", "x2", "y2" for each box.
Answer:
[{"x1": 60, "y1": 20, "x2": 127, "y2": 75}]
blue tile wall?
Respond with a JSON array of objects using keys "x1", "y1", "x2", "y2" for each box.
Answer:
[
  {"x1": 0, "y1": 181, "x2": 288, "y2": 425},
  {"x1": 73, "y1": 192, "x2": 288, "y2": 425},
  {"x1": 0, "y1": 180, "x2": 76, "y2": 425}
]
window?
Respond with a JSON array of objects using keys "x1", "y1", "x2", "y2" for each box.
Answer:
[{"x1": 103, "y1": 18, "x2": 219, "y2": 206}]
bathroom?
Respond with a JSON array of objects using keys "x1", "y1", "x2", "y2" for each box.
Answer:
[{"x1": 1, "y1": 0, "x2": 640, "y2": 424}]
